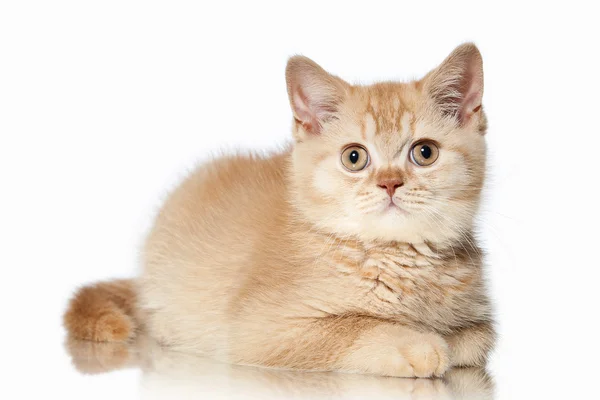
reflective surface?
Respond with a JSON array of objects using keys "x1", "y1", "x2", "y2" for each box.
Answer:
[{"x1": 65, "y1": 335, "x2": 494, "y2": 399}]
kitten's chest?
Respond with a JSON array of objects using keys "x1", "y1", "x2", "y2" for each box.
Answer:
[{"x1": 327, "y1": 241, "x2": 485, "y2": 332}]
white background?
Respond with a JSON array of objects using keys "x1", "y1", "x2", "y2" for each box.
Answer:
[{"x1": 1, "y1": 1, "x2": 599, "y2": 399}]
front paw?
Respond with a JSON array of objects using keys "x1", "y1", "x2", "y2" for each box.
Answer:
[
  {"x1": 344, "y1": 325, "x2": 451, "y2": 378},
  {"x1": 397, "y1": 332, "x2": 450, "y2": 378}
]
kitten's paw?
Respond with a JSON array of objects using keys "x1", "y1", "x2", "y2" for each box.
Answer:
[
  {"x1": 342, "y1": 325, "x2": 450, "y2": 378},
  {"x1": 398, "y1": 333, "x2": 450, "y2": 378}
]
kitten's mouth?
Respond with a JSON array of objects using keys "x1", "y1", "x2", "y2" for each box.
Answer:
[{"x1": 386, "y1": 199, "x2": 408, "y2": 214}]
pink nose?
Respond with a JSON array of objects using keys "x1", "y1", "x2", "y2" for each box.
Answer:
[{"x1": 377, "y1": 179, "x2": 403, "y2": 197}]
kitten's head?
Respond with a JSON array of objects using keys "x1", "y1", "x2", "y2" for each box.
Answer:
[{"x1": 286, "y1": 43, "x2": 487, "y2": 245}]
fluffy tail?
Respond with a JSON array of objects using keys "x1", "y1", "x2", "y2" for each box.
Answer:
[{"x1": 63, "y1": 279, "x2": 137, "y2": 342}]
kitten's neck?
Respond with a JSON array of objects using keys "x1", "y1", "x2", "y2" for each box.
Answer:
[{"x1": 292, "y1": 216, "x2": 480, "y2": 266}]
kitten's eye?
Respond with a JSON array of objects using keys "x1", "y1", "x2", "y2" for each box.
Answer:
[
  {"x1": 341, "y1": 145, "x2": 370, "y2": 172},
  {"x1": 410, "y1": 141, "x2": 439, "y2": 167}
]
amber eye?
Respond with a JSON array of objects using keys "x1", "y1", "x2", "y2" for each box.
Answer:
[
  {"x1": 410, "y1": 141, "x2": 439, "y2": 166},
  {"x1": 341, "y1": 145, "x2": 370, "y2": 172}
]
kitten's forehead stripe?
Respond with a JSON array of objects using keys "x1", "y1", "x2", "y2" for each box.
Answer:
[
  {"x1": 360, "y1": 117, "x2": 367, "y2": 140},
  {"x1": 400, "y1": 112, "x2": 413, "y2": 138},
  {"x1": 365, "y1": 102, "x2": 380, "y2": 138},
  {"x1": 357, "y1": 84, "x2": 420, "y2": 162},
  {"x1": 409, "y1": 113, "x2": 417, "y2": 138},
  {"x1": 363, "y1": 112, "x2": 377, "y2": 142},
  {"x1": 361, "y1": 84, "x2": 414, "y2": 139}
]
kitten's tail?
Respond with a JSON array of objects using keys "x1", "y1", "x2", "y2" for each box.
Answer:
[{"x1": 63, "y1": 279, "x2": 137, "y2": 342}]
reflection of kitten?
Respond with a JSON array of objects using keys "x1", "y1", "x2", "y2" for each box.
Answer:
[
  {"x1": 65, "y1": 336, "x2": 495, "y2": 400},
  {"x1": 65, "y1": 43, "x2": 495, "y2": 378}
]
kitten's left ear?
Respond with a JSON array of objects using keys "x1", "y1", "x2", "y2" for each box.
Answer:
[
  {"x1": 422, "y1": 43, "x2": 484, "y2": 127},
  {"x1": 286, "y1": 56, "x2": 349, "y2": 137}
]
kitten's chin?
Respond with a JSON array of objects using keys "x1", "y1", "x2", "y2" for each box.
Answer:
[
  {"x1": 359, "y1": 212, "x2": 457, "y2": 245},
  {"x1": 358, "y1": 212, "x2": 418, "y2": 243},
  {"x1": 384, "y1": 201, "x2": 409, "y2": 215}
]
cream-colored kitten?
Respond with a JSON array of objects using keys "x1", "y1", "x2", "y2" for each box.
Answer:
[{"x1": 64, "y1": 43, "x2": 495, "y2": 378}]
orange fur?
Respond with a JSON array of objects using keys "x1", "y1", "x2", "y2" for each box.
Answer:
[
  {"x1": 64, "y1": 279, "x2": 137, "y2": 342},
  {"x1": 64, "y1": 43, "x2": 495, "y2": 377}
]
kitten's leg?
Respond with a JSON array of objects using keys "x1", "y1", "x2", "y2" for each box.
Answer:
[
  {"x1": 234, "y1": 316, "x2": 450, "y2": 378},
  {"x1": 445, "y1": 322, "x2": 496, "y2": 367}
]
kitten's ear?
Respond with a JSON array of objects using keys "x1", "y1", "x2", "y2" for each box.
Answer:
[
  {"x1": 422, "y1": 43, "x2": 484, "y2": 126},
  {"x1": 286, "y1": 56, "x2": 349, "y2": 137}
]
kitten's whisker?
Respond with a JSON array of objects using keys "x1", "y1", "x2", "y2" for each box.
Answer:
[{"x1": 418, "y1": 203, "x2": 480, "y2": 266}]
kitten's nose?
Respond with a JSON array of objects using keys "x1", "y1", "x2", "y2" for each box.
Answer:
[{"x1": 377, "y1": 178, "x2": 403, "y2": 198}]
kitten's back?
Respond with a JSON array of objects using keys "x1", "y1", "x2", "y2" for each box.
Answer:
[{"x1": 64, "y1": 151, "x2": 291, "y2": 350}]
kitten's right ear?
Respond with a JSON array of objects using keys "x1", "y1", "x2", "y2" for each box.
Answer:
[{"x1": 286, "y1": 56, "x2": 349, "y2": 137}]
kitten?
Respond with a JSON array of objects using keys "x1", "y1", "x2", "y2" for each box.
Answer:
[{"x1": 64, "y1": 43, "x2": 495, "y2": 378}]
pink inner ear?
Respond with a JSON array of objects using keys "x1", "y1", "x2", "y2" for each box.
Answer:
[
  {"x1": 459, "y1": 89, "x2": 482, "y2": 123},
  {"x1": 286, "y1": 56, "x2": 347, "y2": 136},
  {"x1": 292, "y1": 85, "x2": 321, "y2": 135},
  {"x1": 453, "y1": 58, "x2": 483, "y2": 124}
]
